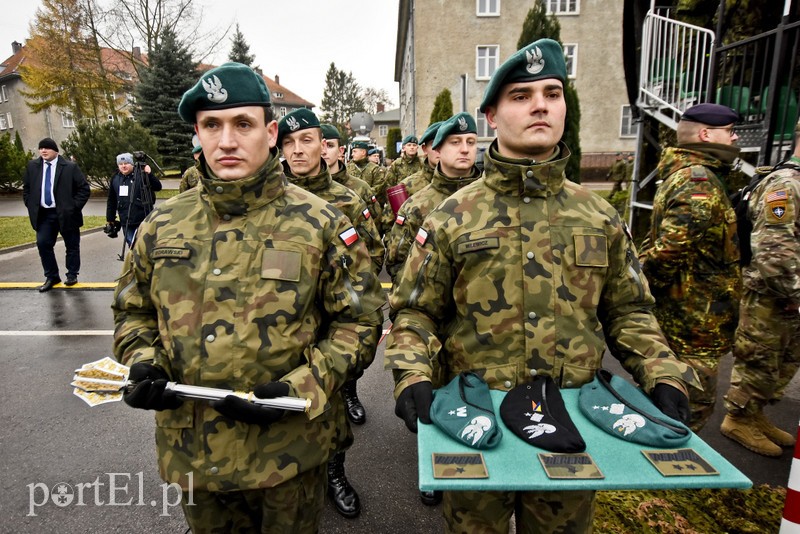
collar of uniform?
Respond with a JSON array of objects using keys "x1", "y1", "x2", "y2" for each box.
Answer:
[
  {"x1": 482, "y1": 140, "x2": 569, "y2": 197},
  {"x1": 658, "y1": 145, "x2": 735, "y2": 184},
  {"x1": 329, "y1": 162, "x2": 348, "y2": 185},
  {"x1": 352, "y1": 158, "x2": 368, "y2": 170},
  {"x1": 282, "y1": 159, "x2": 332, "y2": 193},
  {"x1": 199, "y1": 148, "x2": 285, "y2": 216},
  {"x1": 431, "y1": 164, "x2": 482, "y2": 196},
  {"x1": 676, "y1": 142, "x2": 741, "y2": 166}
]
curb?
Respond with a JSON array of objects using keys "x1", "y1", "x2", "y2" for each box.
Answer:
[{"x1": 0, "y1": 226, "x2": 106, "y2": 256}]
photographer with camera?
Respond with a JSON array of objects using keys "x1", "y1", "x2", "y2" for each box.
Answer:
[{"x1": 106, "y1": 152, "x2": 162, "y2": 246}]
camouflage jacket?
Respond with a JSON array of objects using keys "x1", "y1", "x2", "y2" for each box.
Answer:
[
  {"x1": 400, "y1": 156, "x2": 436, "y2": 198},
  {"x1": 385, "y1": 164, "x2": 481, "y2": 284},
  {"x1": 639, "y1": 144, "x2": 742, "y2": 354},
  {"x1": 179, "y1": 165, "x2": 201, "y2": 193},
  {"x1": 330, "y1": 161, "x2": 383, "y2": 224},
  {"x1": 347, "y1": 159, "x2": 388, "y2": 205},
  {"x1": 283, "y1": 160, "x2": 385, "y2": 276},
  {"x1": 385, "y1": 141, "x2": 699, "y2": 396},
  {"x1": 112, "y1": 150, "x2": 384, "y2": 492},
  {"x1": 607, "y1": 159, "x2": 627, "y2": 183},
  {"x1": 386, "y1": 153, "x2": 423, "y2": 190},
  {"x1": 744, "y1": 158, "x2": 800, "y2": 301}
]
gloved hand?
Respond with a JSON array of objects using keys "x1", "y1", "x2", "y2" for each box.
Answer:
[
  {"x1": 211, "y1": 382, "x2": 290, "y2": 426},
  {"x1": 650, "y1": 383, "x2": 690, "y2": 423},
  {"x1": 394, "y1": 382, "x2": 433, "y2": 433},
  {"x1": 123, "y1": 362, "x2": 182, "y2": 411}
]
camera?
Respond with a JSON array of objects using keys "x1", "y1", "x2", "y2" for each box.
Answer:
[
  {"x1": 104, "y1": 220, "x2": 121, "y2": 238},
  {"x1": 133, "y1": 151, "x2": 147, "y2": 163}
]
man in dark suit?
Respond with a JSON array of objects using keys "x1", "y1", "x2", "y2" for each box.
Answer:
[{"x1": 22, "y1": 138, "x2": 90, "y2": 292}]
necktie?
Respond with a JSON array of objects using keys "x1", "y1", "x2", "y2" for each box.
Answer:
[{"x1": 44, "y1": 162, "x2": 53, "y2": 207}]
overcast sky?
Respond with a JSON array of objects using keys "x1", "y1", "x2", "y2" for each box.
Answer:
[{"x1": 0, "y1": 0, "x2": 400, "y2": 112}]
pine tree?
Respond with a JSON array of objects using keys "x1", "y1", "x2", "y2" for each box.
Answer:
[
  {"x1": 135, "y1": 28, "x2": 197, "y2": 171},
  {"x1": 228, "y1": 24, "x2": 255, "y2": 66},
  {"x1": 517, "y1": 1, "x2": 582, "y2": 183},
  {"x1": 429, "y1": 89, "x2": 454, "y2": 123},
  {"x1": 386, "y1": 127, "x2": 401, "y2": 159},
  {"x1": 320, "y1": 62, "x2": 365, "y2": 137}
]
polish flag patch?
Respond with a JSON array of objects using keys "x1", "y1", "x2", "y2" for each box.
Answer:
[
  {"x1": 362, "y1": 208, "x2": 372, "y2": 219},
  {"x1": 415, "y1": 228, "x2": 428, "y2": 246},
  {"x1": 395, "y1": 215, "x2": 406, "y2": 226},
  {"x1": 339, "y1": 227, "x2": 359, "y2": 247},
  {"x1": 370, "y1": 195, "x2": 378, "y2": 204}
]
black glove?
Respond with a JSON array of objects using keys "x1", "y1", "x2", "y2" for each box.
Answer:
[
  {"x1": 211, "y1": 382, "x2": 290, "y2": 426},
  {"x1": 103, "y1": 221, "x2": 120, "y2": 238},
  {"x1": 650, "y1": 383, "x2": 690, "y2": 424},
  {"x1": 394, "y1": 382, "x2": 433, "y2": 433},
  {"x1": 123, "y1": 362, "x2": 182, "y2": 411}
]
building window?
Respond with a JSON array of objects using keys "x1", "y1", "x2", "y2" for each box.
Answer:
[
  {"x1": 0, "y1": 114, "x2": 7, "y2": 130},
  {"x1": 563, "y1": 44, "x2": 577, "y2": 79},
  {"x1": 279, "y1": 107, "x2": 287, "y2": 117},
  {"x1": 475, "y1": 108, "x2": 495, "y2": 138},
  {"x1": 6, "y1": 113, "x2": 12, "y2": 129},
  {"x1": 546, "y1": 0, "x2": 579, "y2": 14},
  {"x1": 476, "y1": 45, "x2": 499, "y2": 80},
  {"x1": 62, "y1": 111, "x2": 75, "y2": 128},
  {"x1": 274, "y1": 92, "x2": 284, "y2": 98},
  {"x1": 477, "y1": 0, "x2": 500, "y2": 16},
  {"x1": 379, "y1": 125, "x2": 388, "y2": 137},
  {"x1": 1, "y1": 85, "x2": 6, "y2": 101},
  {"x1": 620, "y1": 105, "x2": 639, "y2": 138}
]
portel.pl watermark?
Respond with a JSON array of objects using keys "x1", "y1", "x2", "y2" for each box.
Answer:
[{"x1": 27, "y1": 472, "x2": 194, "y2": 517}]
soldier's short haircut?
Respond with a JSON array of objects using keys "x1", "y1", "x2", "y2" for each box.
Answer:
[{"x1": 676, "y1": 120, "x2": 703, "y2": 144}]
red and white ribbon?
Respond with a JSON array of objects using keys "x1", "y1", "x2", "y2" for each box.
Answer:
[{"x1": 781, "y1": 420, "x2": 800, "y2": 533}]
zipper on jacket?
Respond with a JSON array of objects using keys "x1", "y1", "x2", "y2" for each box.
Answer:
[
  {"x1": 340, "y1": 255, "x2": 363, "y2": 314},
  {"x1": 408, "y1": 253, "x2": 433, "y2": 306}
]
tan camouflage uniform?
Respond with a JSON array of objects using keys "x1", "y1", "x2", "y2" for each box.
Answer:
[
  {"x1": 331, "y1": 162, "x2": 383, "y2": 224},
  {"x1": 179, "y1": 165, "x2": 201, "y2": 193},
  {"x1": 347, "y1": 159, "x2": 388, "y2": 206},
  {"x1": 385, "y1": 152, "x2": 423, "y2": 191},
  {"x1": 386, "y1": 141, "x2": 699, "y2": 532},
  {"x1": 725, "y1": 159, "x2": 800, "y2": 416},
  {"x1": 639, "y1": 144, "x2": 742, "y2": 431},
  {"x1": 112, "y1": 150, "x2": 385, "y2": 498},
  {"x1": 401, "y1": 156, "x2": 436, "y2": 198},
  {"x1": 608, "y1": 158, "x2": 627, "y2": 194},
  {"x1": 384, "y1": 163, "x2": 481, "y2": 287}
]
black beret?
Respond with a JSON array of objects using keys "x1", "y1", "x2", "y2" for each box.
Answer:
[
  {"x1": 178, "y1": 62, "x2": 271, "y2": 123},
  {"x1": 499, "y1": 376, "x2": 586, "y2": 453},
  {"x1": 680, "y1": 103, "x2": 740, "y2": 126},
  {"x1": 277, "y1": 108, "x2": 320, "y2": 144},
  {"x1": 38, "y1": 138, "x2": 59, "y2": 152}
]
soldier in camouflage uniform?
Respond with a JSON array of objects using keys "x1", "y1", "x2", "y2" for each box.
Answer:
[
  {"x1": 720, "y1": 138, "x2": 800, "y2": 457},
  {"x1": 385, "y1": 134, "x2": 423, "y2": 190},
  {"x1": 385, "y1": 113, "x2": 481, "y2": 287},
  {"x1": 607, "y1": 152, "x2": 627, "y2": 194},
  {"x1": 400, "y1": 121, "x2": 444, "y2": 198},
  {"x1": 178, "y1": 144, "x2": 203, "y2": 193},
  {"x1": 385, "y1": 39, "x2": 699, "y2": 534},
  {"x1": 321, "y1": 123, "x2": 383, "y2": 224},
  {"x1": 639, "y1": 103, "x2": 743, "y2": 432},
  {"x1": 277, "y1": 108, "x2": 383, "y2": 519},
  {"x1": 112, "y1": 63, "x2": 384, "y2": 533},
  {"x1": 347, "y1": 140, "x2": 388, "y2": 207}
]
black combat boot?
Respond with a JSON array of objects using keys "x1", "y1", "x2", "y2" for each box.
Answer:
[
  {"x1": 420, "y1": 490, "x2": 442, "y2": 506},
  {"x1": 327, "y1": 451, "x2": 361, "y2": 518},
  {"x1": 343, "y1": 379, "x2": 366, "y2": 425}
]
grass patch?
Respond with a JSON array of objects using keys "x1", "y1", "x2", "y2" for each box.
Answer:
[{"x1": 0, "y1": 215, "x2": 106, "y2": 249}]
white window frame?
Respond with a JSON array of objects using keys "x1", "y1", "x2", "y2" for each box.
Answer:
[
  {"x1": 274, "y1": 92, "x2": 284, "y2": 99},
  {"x1": 546, "y1": 0, "x2": 580, "y2": 15},
  {"x1": 476, "y1": 45, "x2": 500, "y2": 80},
  {"x1": 475, "y1": 108, "x2": 495, "y2": 139},
  {"x1": 1, "y1": 85, "x2": 7, "y2": 101},
  {"x1": 563, "y1": 44, "x2": 578, "y2": 79},
  {"x1": 61, "y1": 111, "x2": 75, "y2": 128},
  {"x1": 476, "y1": 0, "x2": 500, "y2": 16},
  {"x1": 0, "y1": 114, "x2": 7, "y2": 130},
  {"x1": 378, "y1": 125, "x2": 388, "y2": 137},
  {"x1": 279, "y1": 106, "x2": 287, "y2": 117},
  {"x1": 6, "y1": 113, "x2": 12, "y2": 129},
  {"x1": 620, "y1": 105, "x2": 639, "y2": 138}
]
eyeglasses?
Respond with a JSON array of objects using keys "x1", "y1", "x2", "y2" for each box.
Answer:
[{"x1": 705, "y1": 126, "x2": 737, "y2": 136}]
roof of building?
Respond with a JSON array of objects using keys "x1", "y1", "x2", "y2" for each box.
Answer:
[{"x1": 373, "y1": 107, "x2": 400, "y2": 122}]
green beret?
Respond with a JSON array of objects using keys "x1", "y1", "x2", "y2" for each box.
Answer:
[
  {"x1": 430, "y1": 372, "x2": 502, "y2": 450},
  {"x1": 277, "y1": 108, "x2": 320, "y2": 144},
  {"x1": 419, "y1": 121, "x2": 444, "y2": 146},
  {"x1": 432, "y1": 112, "x2": 478, "y2": 149},
  {"x1": 352, "y1": 141, "x2": 369, "y2": 150},
  {"x1": 479, "y1": 38, "x2": 567, "y2": 112},
  {"x1": 320, "y1": 123, "x2": 341, "y2": 141},
  {"x1": 401, "y1": 134, "x2": 418, "y2": 145},
  {"x1": 178, "y1": 62, "x2": 271, "y2": 123},
  {"x1": 578, "y1": 369, "x2": 691, "y2": 448},
  {"x1": 191, "y1": 145, "x2": 202, "y2": 155}
]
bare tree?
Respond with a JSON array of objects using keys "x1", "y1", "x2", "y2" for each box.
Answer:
[{"x1": 361, "y1": 87, "x2": 394, "y2": 115}]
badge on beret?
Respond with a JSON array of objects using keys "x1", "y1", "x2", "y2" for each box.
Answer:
[
  {"x1": 499, "y1": 376, "x2": 586, "y2": 453},
  {"x1": 202, "y1": 75, "x2": 228, "y2": 103},
  {"x1": 526, "y1": 46, "x2": 545, "y2": 74},
  {"x1": 578, "y1": 369, "x2": 691, "y2": 448},
  {"x1": 287, "y1": 116, "x2": 300, "y2": 131},
  {"x1": 430, "y1": 372, "x2": 502, "y2": 450}
]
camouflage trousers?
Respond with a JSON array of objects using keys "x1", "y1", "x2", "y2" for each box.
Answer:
[
  {"x1": 180, "y1": 463, "x2": 326, "y2": 534},
  {"x1": 676, "y1": 351, "x2": 724, "y2": 432},
  {"x1": 442, "y1": 489, "x2": 595, "y2": 534},
  {"x1": 724, "y1": 288, "x2": 800, "y2": 416}
]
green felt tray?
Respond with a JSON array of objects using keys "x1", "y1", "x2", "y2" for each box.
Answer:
[{"x1": 418, "y1": 389, "x2": 752, "y2": 491}]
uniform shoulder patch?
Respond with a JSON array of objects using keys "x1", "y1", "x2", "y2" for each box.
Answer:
[
  {"x1": 362, "y1": 207, "x2": 371, "y2": 219},
  {"x1": 764, "y1": 188, "x2": 791, "y2": 224},
  {"x1": 395, "y1": 214, "x2": 406, "y2": 226},
  {"x1": 690, "y1": 167, "x2": 708, "y2": 181},
  {"x1": 339, "y1": 227, "x2": 359, "y2": 247},
  {"x1": 415, "y1": 228, "x2": 429, "y2": 246}
]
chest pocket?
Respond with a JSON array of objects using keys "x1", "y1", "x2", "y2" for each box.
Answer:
[
  {"x1": 574, "y1": 234, "x2": 608, "y2": 267},
  {"x1": 261, "y1": 248, "x2": 302, "y2": 281}
]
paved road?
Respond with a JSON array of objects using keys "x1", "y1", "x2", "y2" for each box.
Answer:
[{"x1": 0, "y1": 194, "x2": 796, "y2": 533}]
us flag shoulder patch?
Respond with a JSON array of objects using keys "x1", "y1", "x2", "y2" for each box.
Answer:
[
  {"x1": 395, "y1": 214, "x2": 406, "y2": 225},
  {"x1": 362, "y1": 208, "x2": 371, "y2": 219},
  {"x1": 766, "y1": 189, "x2": 788, "y2": 203},
  {"x1": 339, "y1": 227, "x2": 359, "y2": 247},
  {"x1": 415, "y1": 228, "x2": 429, "y2": 246}
]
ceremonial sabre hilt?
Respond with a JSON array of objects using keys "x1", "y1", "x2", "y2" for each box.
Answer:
[{"x1": 71, "y1": 357, "x2": 311, "y2": 413}]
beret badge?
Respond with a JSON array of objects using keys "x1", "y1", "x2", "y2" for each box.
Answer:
[
  {"x1": 526, "y1": 46, "x2": 545, "y2": 75},
  {"x1": 202, "y1": 75, "x2": 228, "y2": 104}
]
